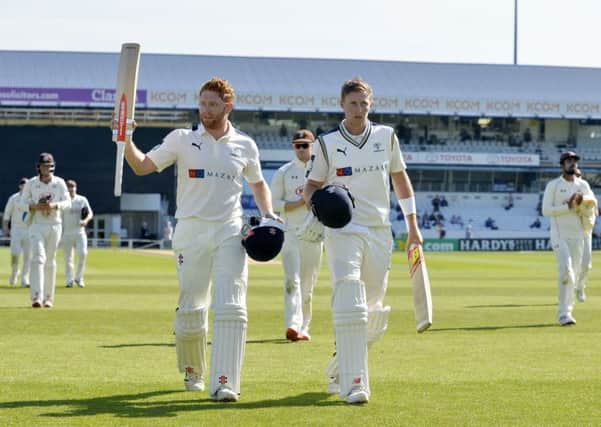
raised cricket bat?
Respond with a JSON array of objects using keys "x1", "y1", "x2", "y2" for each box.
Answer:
[
  {"x1": 112, "y1": 43, "x2": 141, "y2": 197},
  {"x1": 408, "y1": 244, "x2": 433, "y2": 333}
]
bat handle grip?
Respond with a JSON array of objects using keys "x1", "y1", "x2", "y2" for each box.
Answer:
[{"x1": 114, "y1": 141, "x2": 125, "y2": 197}]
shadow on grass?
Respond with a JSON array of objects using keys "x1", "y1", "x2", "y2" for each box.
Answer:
[
  {"x1": 466, "y1": 303, "x2": 556, "y2": 309},
  {"x1": 429, "y1": 323, "x2": 557, "y2": 332},
  {"x1": 99, "y1": 338, "x2": 290, "y2": 349},
  {"x1": 0, "y1": 390, "x2": 341, "y2": 419}
]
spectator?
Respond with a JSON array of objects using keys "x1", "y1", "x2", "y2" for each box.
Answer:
[
  {"x1": 279, "y1": 123, "x2": 288, "y2": 138},
  {"x1": 440, "y1": 195, "x2": 448, "y2": 207},
  {"x1": 523, "y1": 128, "x2": 532, "y2": 142},
  {"x1": 465, "y1": 221, "x2": 473, "y2": 239},
  {"x1": 504, "y1": 193, "x2": 514, "y2": 210},
  {"x1": 436, "y1": 222, "x2": 446, "y2": 239},
  {"x1": 530, "y1": 217, "x2": 541, "y2": 229},
  {"x1": 431, "y1": 194, "x2": 441, "y2": 212},
  {"x1": 485, "y1": 217, "x2": 498, "y2": 230},
  {"x1": 140, "y1": 221, "x2": 151, "y2": 239}
]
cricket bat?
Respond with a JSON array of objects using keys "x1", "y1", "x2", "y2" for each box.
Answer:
[
  {"x1": 408, "y1": 244, "x2": 433, "y2": 333},
  {"x1": 112, "y1": 43, "x2": 141, "y2": 197}
]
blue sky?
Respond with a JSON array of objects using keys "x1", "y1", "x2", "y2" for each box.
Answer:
[{"x1": 2, "y1": 0, "x2": 600, "y2": 67}]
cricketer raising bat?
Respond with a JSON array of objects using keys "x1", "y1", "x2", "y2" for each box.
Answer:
[
  {"x1": 112, "y1": 43, "x2": 141, "y2": 197},
  {"x1": 408, "y1": 244, "x2": 433, "y2": 333}
]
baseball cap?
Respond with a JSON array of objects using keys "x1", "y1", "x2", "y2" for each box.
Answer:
[
  {"x1": 38, "y1": 152, "x2": 55, "y2": 164},
  {"x1": 292, "y1": 129, "x2": 315, "y2": 144},
  {"x1": 559, "y1": 151, "x2": 580, "y2": 164}
]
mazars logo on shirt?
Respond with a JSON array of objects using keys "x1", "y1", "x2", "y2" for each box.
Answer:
[
  {"x1": 336, "y1": 162, "x2": 388, "y2": 176},
  {"x1": 188, "y1": 169, "x2": 238, "y2": 181}
]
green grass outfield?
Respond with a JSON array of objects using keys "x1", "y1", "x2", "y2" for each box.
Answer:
[{"x1": 0, "y1": 247, "x2": 599, "y2": 426}]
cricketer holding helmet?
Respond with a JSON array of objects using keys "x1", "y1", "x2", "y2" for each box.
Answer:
[
  {"x1": 19, "y1": 153, "x2": 71, "y2": 308},
  {"x1": 271, "y1": 129, "x2": 323, "y2": 341},
  {"x1": 543, "y1": 151, "x2": 597, "y2": 326},
  {"x1": 303, "y1": 78, "x2": 422, "y2": 404},
  {"x1": 118, "y1": 77, "x2": 280, "y2": 402},
  {"x1": 2, "y1": 177, "x2": 32, "y2": 287}
]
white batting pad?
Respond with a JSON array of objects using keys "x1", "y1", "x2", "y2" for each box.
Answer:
[
  {"x1": 175, "y1": 308, "x2": 208, "y2": 374},
  {"x1": 332, "y1": 279, "x2": 369, "y2": 397},
  {"x1": 367, "y1": 305, "x2": 391, "y2": 345},
  {"x1": 210, "y1": 305, "x2": 248, "y2": 396}
]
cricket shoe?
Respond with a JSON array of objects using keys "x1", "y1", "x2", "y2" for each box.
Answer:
[
  {"x1": 286, "y1": 327, "x2": 310, "y2": 342},
  {"x1": 559, "y1": 314, "x2": 576, "y2": 326},
  {"x1": 327, "y1": 376, "x2": 340, "y2": 394},
  {"x1": 21, "y1": 282, "x2": 30, "y2": 288},
  {"x1": 66, "y1": 281, "x2": 73, "y2": 288},
  {"x1": 32, "y1": 301, "x2": 42, "y2": 308},
  {"x1": 576, "y1": 289, "x2": 586, "y2": 303},
  {"x1": 346, "y1": 386, "x2": 369, "y2": 404},
  {"x1": 75, "y1": 279, "x2": 85, "y2": 288},
  {"x1": 9, "y1": 272, "x2": 18, "y2": 286},
  {"x1": 211, "y1": 387, "x2": 238, "y2": 402},
  {"x1": 184, "y1": 370, "x2": 205, "y2": 391},
  {"x1": 43, "y1": 300, "x2": 53, "y2": 308}
]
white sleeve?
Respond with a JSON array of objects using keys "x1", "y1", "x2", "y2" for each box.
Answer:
[
  {"x1": 3, "y1": 196, "x2": 13, "y2": 224},
  {"x1": 54, "y1": 180, "x2": 71, "y2": 211},
  {"x1": 270, "y1": 167, "x2": 286, "y2": 213},
  {"x1": 389, "y1": 132, "x2": 406, "y2": 173},
  {"x1": 83, "y1": 196, "x2": 94, "y2": 218},
  {"x1": 307, "y1": 137, "x2": 329, "y2": 183},
  {"x1": 146, "y1": 130, "x2": 180, "y2": 172},
  {"x1": 542, "y1": 180, "x2": 570, "y2": 217},
  {"x1": 243, "y1": 142, "x2": 264, "y2": 184}
]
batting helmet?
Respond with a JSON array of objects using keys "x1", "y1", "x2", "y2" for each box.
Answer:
[
  {"x1": 311, "y1": 184, "x2": 355, "y2": 229},
  {"x1": 241, "y1": 218, "x2": 285, "y2": 262}
]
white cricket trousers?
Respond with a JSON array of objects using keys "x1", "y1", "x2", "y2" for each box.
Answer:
[
  {"x1": 280, "y1": 231, "x2": 322, "y2": 333},
  {"x1": 9, "y1": 227, "x2": 31, "y2": 285},
  {"x1": 578, "y1": 233, "x2": 592, "y2": 291},
  {"x1": 172, "y1": 217, "x2": 248, "y2": 396},
  {"x1": 324, "y1": 225, "x2": 392, "y2": 397},
  {"x1": 63, "y1": 229, "x2": 88, "y2": 284},
  {"x1": 29, "y1": 223, "x2": 62, "y2": 305},
  {"x1": 551, "y1": 236, "x2": 584, "y2": 320}
]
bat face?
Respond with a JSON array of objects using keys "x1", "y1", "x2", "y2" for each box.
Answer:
[
  {"x1": 407, "y1": 244, "x2": 433, "y2": 333},
  {"x1": 112, "y1": 43, "x2": 141, "y2": 197}
]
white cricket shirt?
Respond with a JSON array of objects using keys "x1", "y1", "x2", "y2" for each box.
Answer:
[
  {"x1": 543, "y1": 175, "x2": 593, "y2": 240},
  {"x1": 308, "y1": 121, "x2": 405, "y2": 227},
  {"x1": 20, "y1": 175, "x2": 71, "y2": 225},
  {"x1": 271, "y1": 157, "x2": 310, "y2": 229},
  {"x1": 62, "y1": 194, "x2": 92, "y2": 233},
  {"x1": 3, "y1": 192, "x2": 29, "y2": 230},
  {"x1": 147, "y1": 122, "x2": 264, "y2": 221}
]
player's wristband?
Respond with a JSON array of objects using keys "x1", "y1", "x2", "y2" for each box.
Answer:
[{"x1": 398, "y1": 196, "x2": 416, "y2": 216}]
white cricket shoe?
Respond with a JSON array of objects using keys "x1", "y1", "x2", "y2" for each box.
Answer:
[
  {"x1": 327, "y1": 376, "x2": 340, "y2": 394},
  {"x1": 43, "y1": 300, "x2": 53, "y2": 308},
  {"x1": 9, "y1": 271, "x2": 18, "y2": 286},
  {"x1": 184, "y1": 371, "x2": 205, "y2": 391},
  {"x1": 576, "y1": 289, "x2": 586, "y2": 303},
  {"x1": 75, "y1": 279, "x2": 85, "y2": 288},
  {"x1": 66, "y1": 281, "x2": 73, "y2": 288},
  {"x1": 346, "y1": 387, "x2": 369, "y2": 404},
  {"x1": 211, "y1": 387, "x2": 238, "y2": 402},
  {"x1": 559, "y1": 314, "x2": 576, "y2": 326}
]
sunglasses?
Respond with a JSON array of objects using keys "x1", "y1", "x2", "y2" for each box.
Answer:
[{"x1": 294, "y1": 143, "x2": 309, "y2": 149}]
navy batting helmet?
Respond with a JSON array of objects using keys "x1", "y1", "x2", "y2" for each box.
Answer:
[
  {"x1": 311, "y1": 184, "x2": 355, "y2": 229},
  {"x1": 37, "y1": 152, "x2": 56, "y2": 174},
  {"x1": 241, "y1": 218, "x2": 285, "y2": 262}
]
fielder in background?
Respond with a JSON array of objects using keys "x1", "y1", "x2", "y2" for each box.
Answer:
[
  {"x1": 303, "y1": 78, "x2": 422, "y2": 404},
  {"x1": 118, "y1": 77, "x2": 280, "y2": 402},
  {"x1": 62, "y1": 179, "x2": 93, "y2": 288},
  {"x1": 573, "y1": 167, "x2": 597, "y2": 304},
  {"x1": 20, "y1": 153, "x2": 71, "y2": 308},
  {"x1": 542, "y1": 151, "x2": 597, "y2": 326},
  {"x1": 2, "y1": 177, "x2": 31, "y2": 287},
  {"x1": 271, "y1": 129, "x2": 323, "y2": 341}
]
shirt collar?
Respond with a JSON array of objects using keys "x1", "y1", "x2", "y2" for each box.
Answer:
[{"x1": 195, "y1": 121, "x2": 236, "y2": 141}]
